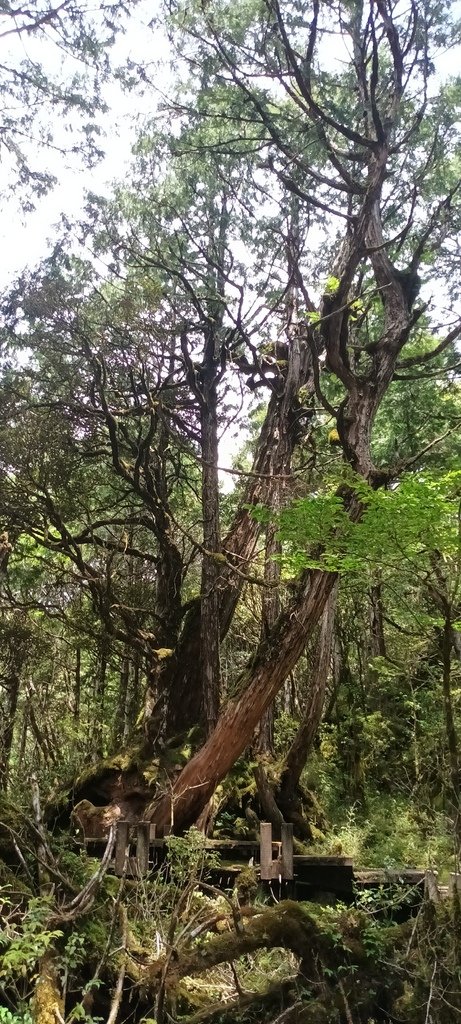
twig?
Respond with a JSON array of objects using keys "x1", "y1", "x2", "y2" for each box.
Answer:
[
  {"x1": 105, "y1": 906, "x2": 128, "y2": 1024},
  {"x1": 338, "y1": 980, "x2": 354, "y2": 1024},
  {"x1": 52, "y1": 825, "x2": 116, "y2": 922},
  {"x1": 425, "y1": 960, "x2": 437, "y2": 1024}
]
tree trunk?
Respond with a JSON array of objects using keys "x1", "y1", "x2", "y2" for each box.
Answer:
[
  {"x1": 113, "y1": 650, "x2": 130, "y2": 747},
  {"x1": 369, "y1": 583, "x2": 386, "y2": 659},
  {"x1": 440, "y1": 615, "x2": 461, "y2": 851},
  {"x1": 280, "y1": 584, "x2": 337, "y2": 801},
  {"x1": 33, "y1": 952, "x2": 64, "y2": 1024},
  {"x1": 73, "y1": 646, "x2": 81, "y2": 724},
  {"x1": 124, "y1": 650, "x2": 140, "y2": 743},
  {"x1": 93, "y1": 640, "x2": 107, "y2": 761},
  {"x1": 256, "y1": 517, "x2": 281, "y2": 755},
  {"x1": 200, "y1": 367, "x2": 221, "y2": 733},
  {"x1": 149, "y1": 568, "x2": 337, "y2": 831},
  {"x1": 0, "y1": 663, "x2": 20, "y2": 790}
]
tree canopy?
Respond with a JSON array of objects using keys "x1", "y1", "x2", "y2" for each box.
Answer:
[{"x1": 1, "y1": 2, "x2": 461, "y2": 1022}]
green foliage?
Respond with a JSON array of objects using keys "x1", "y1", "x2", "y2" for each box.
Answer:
[
  {"x1": 323, "y1": 276, "x2": 341, "y2": 296},
  {"x1": 165, "y1": 827, "x2": 220, "y2": 887},
  {"x1": 0, "y1": 894, "x2": 63, "y2": 982},
  {"x1": 269, "y1": 470, "x2": 461, "y2": 579},
  {"x1": 0, "y1": 1009, "x2": 32, "y2": 1024}
]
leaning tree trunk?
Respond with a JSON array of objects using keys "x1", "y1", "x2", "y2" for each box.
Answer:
[
  {"x1": 279, "y1": 583, "x2": 338, "y2": 805},
  {"x1": 149, "y1": 568, "x2": 337, "y2": 831},
  {"x1": 255, "y1": 513, "x2": 281, "y2": 755}
]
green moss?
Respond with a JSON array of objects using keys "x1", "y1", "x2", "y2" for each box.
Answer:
[
  {"x1": 0, "y1": 794, "x2": 23, "y2": 854},
  {"x1": 75, "y1": 744, "x2": 145, "y2": 788},
  {"x1": 81, "y1": 917, "x2": 108, "y2": 953}
]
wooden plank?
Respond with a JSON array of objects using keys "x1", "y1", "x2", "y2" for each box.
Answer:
[
  {"x1": 202, "y1": 839, "x2": 259, "y2": 849},
  {"x1": 115, "y1": 820, "x2": 130, "y2": 877},
  {"x1": 260, "y1": 822, "x2": 279, "y2": 880},
  {"x1": 281, "y1": 823, "x2": 294, "y2": 880},
  {"x1": 149, "y1": 823, "x2": 157, "y2": 842},
  {"x1": 294, "y1": 856, "x2": 353, "y2": 867},
  {"x1": 136, "y1": 822, "x2": 150, "y2": 877},
  {"x1": 354, "y1": 870, "x2": 425, "y2": 886}
]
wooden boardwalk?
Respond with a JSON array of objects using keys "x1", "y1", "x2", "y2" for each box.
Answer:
[{"x1": 78, "y1": 820, "x2": 456, "y2": 907}]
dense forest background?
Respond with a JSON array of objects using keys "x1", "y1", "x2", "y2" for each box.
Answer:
[{"x1": 1, "y1": 1, "x2": 461, "y2": 1022}]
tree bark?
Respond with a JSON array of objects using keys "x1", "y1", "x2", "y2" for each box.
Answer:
[
  {"x1": 73, "y1": 646, "x2": 81, "y2": 724},
  {"x1": 149, "y1": 568, "x2": 337, "y2": 831},
  {"x1": 165, "y1": 364, "x2": 314, "y2": 736},
  {"x1": 280, "y1": 583, "x2": 338, "y2": 800},
  {"x1": 200, "y1": 364, "x2": 222, "y2": 734},
  {"x1": 113, "y1": 650, "x2": 130, "y2": 747},
  {"x1": 93, "y1": 638, "x2": 107, "y2": 761},
  {"x1": 440, "y1": 615, "x2": 461, "y2": 851},
  {"x1": 255, "y1": 516, "x2": 281, "y2": 755},
  {"x1": 0, "y1": 663, "x2": 20, "y2": 790}
]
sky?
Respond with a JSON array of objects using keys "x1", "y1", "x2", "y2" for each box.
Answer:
[{"x1": 1, "y1": 2, "x2": 461, "y2": 287}]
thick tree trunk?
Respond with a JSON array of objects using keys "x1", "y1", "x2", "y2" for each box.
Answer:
[
  {"x1": 113, "y1": 650, "x2": 130, "y2": 747},
  {"x1": 256, "y1": 516, "x2": 281, "y2": 755},
  {"x1": 200, "y1": 369, "x2": 221, "y2": 733},
  {"x1": 280, "y1": 584, "x2": 337, "y2": 801},
  {"x1": 93, "y1": 639, "x2": 107, "y2": 761},
  {"x1": 165, "y1": 372, "x2": 314, "y2": 736},
  {"x1": 369, "y1": 583, "x2": 386, "y2": 659},
  {"x1": 149, "y1": 568, "x2": 337, "y2": 831}
]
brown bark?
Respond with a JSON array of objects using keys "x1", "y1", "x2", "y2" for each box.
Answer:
[
  {"x1": 113, "y1": 650, "x2": 130, "y2": 747},
  {"x1": 200, "y1": 366, "x2": 222, "y2": 734},
  {"x1": 149, "y1": 568, "x2": 336, "y2": 831},
  {"x1": 280, "y1": 583, "x2": 338, "y2": 800},
  {"x1": 256, "y1": 516, "x2": 281, "y2": 755},
  {"x1": 165, "y1": 355, "x2": 315, "y2": 736},
  {"x1": 0, "y1": 664, "x2": 20, "y2": 790},
  {"x1": 93, "y1": 639, "x2": 107, "y2": 761}
]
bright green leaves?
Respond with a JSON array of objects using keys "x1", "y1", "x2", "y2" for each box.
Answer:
[
  {"x1": 0, "y1": 893, "x2": 63, "y2": 983},
  {"x1": 324, "y1": 276, "x2": 341, "y2": 296},
  {"x1": 251, "y1": 471, "x2": 461, "y2": 580}
]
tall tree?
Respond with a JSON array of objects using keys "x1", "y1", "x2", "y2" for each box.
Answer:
[{"x1": 1, "y1": 0, "x2": 461, "y2": 835}]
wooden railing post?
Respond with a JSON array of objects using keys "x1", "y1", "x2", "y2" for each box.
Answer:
[
  {"x1": 281, "y1": 823, "x2": 294, "y2": 881},
  {"x1": 260, "y1": 822, "x2": 275, "y2": 879},
  {"x1": 136, "y1": 822, "x2": 150, "y2": 877},
  {"x1": 115, "y1": 820, "x2": 130, "y2": 876},
  {"x1": 424, "y1": 869, "x2": 440, "y2": 903},
  {"x1": 260, "y1": 822, "x2": 293, "y2": 881}
]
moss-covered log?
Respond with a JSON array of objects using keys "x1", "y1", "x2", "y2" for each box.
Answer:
[
  {"x1": 32, "y1": 953, "x2": 64, "y2": 1024},
  {"x1": 134, "y1": 899, "x2": 406, "y2": 1023}
]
